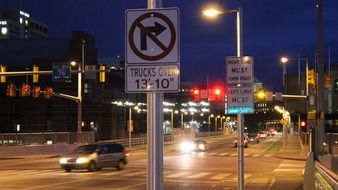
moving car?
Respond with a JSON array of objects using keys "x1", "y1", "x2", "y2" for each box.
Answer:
[
  {"x1": 247, "y1": 133, "x2": 260, "y2": 144},
  {"x1": 232, "y1": 136, "x2": 248, "y2": 148},
  {"x1": 59, "y1": 143, "x2": 128, "y2": 172},
  {"x1": 257, "y1": 131, "x2": 267, "y2": 139},
  {"x1": 193, "y1": 139, "x2": 208, "y2": 151},
  {"x1": 179, "y1": 139, "x2": 208, "y2": 153}
]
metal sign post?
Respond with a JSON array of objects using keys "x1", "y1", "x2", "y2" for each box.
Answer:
[{"x1": 125, "y1": 1, "x2": 179, "y2": 189}]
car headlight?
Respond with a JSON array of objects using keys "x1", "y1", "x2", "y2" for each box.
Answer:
[
  {"x1": 76, "y1": 157, "x2": 89, "y2": 164},
  {"x1": 180, "y1": 141, "x2": 195, "y2": 152},
  {"x1": 59, "y1": 158, "x2": 69, "y2": 164},
  {"x1": 198, "y1": 144, "x2": 205, "y2": 150}
]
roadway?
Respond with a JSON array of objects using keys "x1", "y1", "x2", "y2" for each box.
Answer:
[{"x1": 0, "y1": 134, "x2": 306, "y2": 190}]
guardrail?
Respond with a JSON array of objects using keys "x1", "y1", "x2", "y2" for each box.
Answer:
[
  {"x1": 0, "y1": 131, "x2": 224, "y2": 147},
  {"x1": 0, "y1": 132, "x2": 95, "y2": 145}
]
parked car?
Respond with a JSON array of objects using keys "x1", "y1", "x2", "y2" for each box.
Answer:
[
  {"x1": 247, "y1": 133, "x2": 260, "y2": 144},
  {"x1": 232, "y1": 136, "x2": 248, "y2": 148},
  {"x1": 59, "y1": 143, "x2": 128, "y2": 172}
]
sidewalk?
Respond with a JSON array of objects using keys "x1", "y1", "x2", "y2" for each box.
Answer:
[{"x1": 275, "y1": 133, "x2": 308, "y2": 161}]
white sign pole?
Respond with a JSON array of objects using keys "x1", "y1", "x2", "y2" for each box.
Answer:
[
  {"x1": 236, "y1": 7, "x2": 244, "y2": 190},
  {"x1": 147, "y1": 2, "x2": 163, "y2": 190}
]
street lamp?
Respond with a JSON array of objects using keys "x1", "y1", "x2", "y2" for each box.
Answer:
[
  {"x1": 215, "y1": 115, "x2": 220, "y2": 132},
  {"x1": 70, "y1": 40, "x2": 85, "y2": 133},
  {"x1": 208, "y1": 114, "x2": 214, "y2": 136},
  {"x1": 280, "y1": 56, "x2": 309, "y2": 96},
  {"x1": 280, "y1": 57, "x2": 288, "y2": 91},
  {"x1": 203, "y1": 5, "x2": 244, "y2": 190}
]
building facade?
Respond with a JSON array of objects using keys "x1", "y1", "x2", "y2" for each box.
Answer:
[{"x1": 0, "y1": 9, "x2": 48, "y2": 39}]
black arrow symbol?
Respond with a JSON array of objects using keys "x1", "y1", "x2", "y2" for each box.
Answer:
[{"x1": 140, "y1": 22, "x2": 166, "y2": 51}]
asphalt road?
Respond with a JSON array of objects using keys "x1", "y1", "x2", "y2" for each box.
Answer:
[{"x1": 0, "y1": 135, "x2": 305, "y2": 190}]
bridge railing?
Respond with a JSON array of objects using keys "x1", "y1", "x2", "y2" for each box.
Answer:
[{"x1": 0, "y1": 132, "x2": 95, "y2": 145}]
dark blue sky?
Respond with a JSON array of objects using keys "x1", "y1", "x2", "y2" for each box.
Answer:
[{"x1": 2, "y1": 0, "x2": 338, "y2": 92}]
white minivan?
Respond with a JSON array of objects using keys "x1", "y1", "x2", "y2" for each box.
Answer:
[{"x1": 59, "y1": 143, "x2": 128, "y2": 172}]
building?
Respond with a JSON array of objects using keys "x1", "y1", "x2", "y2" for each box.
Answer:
[{"x1": 0, "y1": 9, "x2": 48, "y2": 39}]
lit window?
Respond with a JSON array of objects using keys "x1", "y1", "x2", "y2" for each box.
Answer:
[
  {"x1": 20, "y1": 18, "x2": 23, "y2": 24},
  {"x1": 25, "y1": 20, "x2": 29, "y2": 26},
  {"x1": 1, "y1": 27, "x2": 7, "y2": 35}
]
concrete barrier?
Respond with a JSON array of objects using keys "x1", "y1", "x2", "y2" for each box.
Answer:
[{"x1": 0, "y1": 144, "x2": 81, "y2": 158}]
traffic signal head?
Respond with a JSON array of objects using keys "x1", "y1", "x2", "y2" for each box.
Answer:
[
  {"x1": 99, "y1": 65, "x2": 106, "y2": 83},
  {"x1": 6, "y1": 83, "x2": 16, "y2": 97},
  {"x1": 44, "y1": 87, "x2": 54, "y2": 99},
  {"x1": 21, "y1": 84, "x2": 30, "y2": 96},
  {"x1": 192, "y1": 89, "x2": 200, "y2": 101},
  {"x1": 256, "y1": 88, "x2": 266, "y2": 100},
  {"x1": 334, "y1": 79, "x2": 338, "y2": 93},
  {"x1": 33, "y1": 65, "x2": 39, "y2": 83},
  {"x1": 1, "y1": 65, "x2": 6, "y2": 83},
  {"x1": 300, "y1": 121, "x2": 306, "y2": 127},
  {"x1": 33, "y1": 86, "x2": 41, "y2": 98},
  {"x1": 307, "y1": 69, "x2": 315, "y2": 86}
]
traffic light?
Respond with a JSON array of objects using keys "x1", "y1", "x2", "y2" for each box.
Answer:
[
  {"x1": 300, "y1": 121, "x2": 306, "y2": 128},
  {"x1": 324, "y1": 76, "x2": 331, "y2": 89},
  {"x1": 44, "y1": 87, "x2": 54, "y2": 98},
  {"x1": 307, "y1": 69, "x2": 315, "y2": 86},
  {"x1": 334, "y1": 79, "x2": 338, "y2": 93},
  {"x1": 33, "y1": 86, "x2": 41, "y2": 98},
  {"x1": 6, "y1": 83, "x2": 16, "y2": 97},
  {"x1": 99, "y1": 65, "x2": 106, "y2": 83},
  {"x1": 192, "y1": 89, "x2": 200, "y2": 101},
  {"x1": 256, "y1": 88, "x2": 266, "y2": 101},
  {"x1": 214, "y1": 88, "x2": 221, "y2": 101},
  {"x1": 21, "y1": 84, "x2": 30, "y2": 96},
  {"x1": 0, "y1": 65, "x2": 6, "y2": 83},
  {"x1": 33, "y1": 65, "x2": 39, "y2": 83}
]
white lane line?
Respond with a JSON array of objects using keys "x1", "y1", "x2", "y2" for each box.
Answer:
[
  {"x1": 253, "y1": 154, "x2": 260, "y2": 157},
  {"x1": 208, "y1": 153, "x2": 217, "y2": 156},
  {"x1": 230, "y1": 153, "x2": 237, "y2": 156},
  {"x1": 187, "y1": 172, "x2": 211, "y2": 179},
  {"x1": 210, "y1": 173, "x2": 231, "y2": 180},
  {"x1": 122, "y1": 171, "x2": 146, "y2": 177},
  {"x1": 219, "y1": 153, "x2": 229, "y2": 156},
  {"x1": 279, "y1": 163, "x2": 305, "y2": 168},
  {"x1": 273, "y1": 168, "x2": 303, "y2": 172},
  {"x1": 100, "y1": 170, "x2": 130, "y2": 176},
  {"x1": 166, "y1": 171, "x2": 190, "y2": 178},
  {"x1": 264, "y1": 154, "x2": 271, "y2": 157}
]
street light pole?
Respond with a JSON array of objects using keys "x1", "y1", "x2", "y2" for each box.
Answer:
[
  {"x1": 77, "y1": 40, "x2": 85, "y2": 133},
  {"x1": 129, "y1": 107, "x2": 132, "y2": 149}
]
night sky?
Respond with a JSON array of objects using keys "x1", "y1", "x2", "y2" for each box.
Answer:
[{"x1": 2, "y1": 0, "x2": 338, "y2": 92}]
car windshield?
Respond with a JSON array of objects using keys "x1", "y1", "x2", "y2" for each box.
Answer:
[{"x1": 73, "y1": 145, "x2": 98, "y2": 153}]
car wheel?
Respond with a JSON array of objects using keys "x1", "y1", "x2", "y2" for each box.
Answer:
[
  {"x1": 116, "y1": 160, "x2": 125, "y2": 170},
  {"x1": 65, "y1": 169, "x2": 72, "y2": 172},
  {"x1": 87, "y1": 161, "x2": 96, "y2": 172}
]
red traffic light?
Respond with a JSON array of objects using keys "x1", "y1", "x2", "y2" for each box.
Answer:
[
  {"x1": 21, "y1": 84, "x2": 30, "y2": 96},
  {"x1": 44, "y1": 87, "x2": 54, "y2": 99},
  {"x1": 300, "y1": 121, "x2": 306, "y2": 127},
  {"x1": 33, "y1": 86, "x2": 41, "y2": 98}
]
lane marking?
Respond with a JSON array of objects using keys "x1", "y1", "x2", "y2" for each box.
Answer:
[
  {"x1": 166, "y1": 171, "x2": 190, "y2": 178},
  {"x1": 210, "y1": 173, "x2": 231, "y2": 180},
  {"x1": 187, "y1": 172, "x2": 211, "y2": 179}
]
